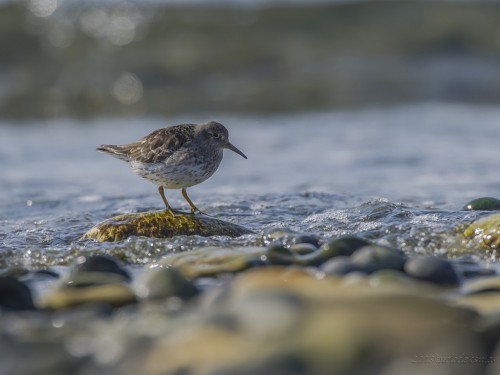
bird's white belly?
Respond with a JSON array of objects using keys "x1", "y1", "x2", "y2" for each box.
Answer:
[{"x1": 130, "y1": 158, "x2": 219, "y2": 189}]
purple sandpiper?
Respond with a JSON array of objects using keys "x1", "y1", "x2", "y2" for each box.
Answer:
[{"x1": 97, "y1": 121, "x2": 247, "y2": 215}]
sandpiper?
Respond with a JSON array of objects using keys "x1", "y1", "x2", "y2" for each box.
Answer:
[{"x1": 97, "y1": 121, "x2": 247, "y2": 215}]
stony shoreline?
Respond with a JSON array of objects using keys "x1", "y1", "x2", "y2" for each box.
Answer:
[{"x1": 1, "y1": 202, "x2": 499, "y2": 374}]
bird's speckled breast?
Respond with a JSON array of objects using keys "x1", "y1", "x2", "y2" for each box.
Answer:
[{"x1": 130, "y1": 149, "x2": 223, "y2": 189}]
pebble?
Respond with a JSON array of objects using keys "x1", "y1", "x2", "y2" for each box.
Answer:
[
  {"x1": 266, "y1": 236, "x2": 374, "y2": 267},
  {"x1": 350, "y1": 245, "x2": 407, "y2": 272},
  {"x1": 70, "y1": 255, "x2": 130, "y2": 281},
  {"x1": 292, "y1": 234, "x2": 321, "y2": 248},
  {"x1": 0, "y1": 276, "x2": 36, "y2": 311},
  {"x1": 289, "y1": 243, "x2": 318, "y2": 255},
  {"x1": 318, "y1": 236, "x2": 372, "y2": 258},
  {"x1": 462, "y1": 197, "x2": 500, "y2": 211},
  {"x1": 134, "y1": 267, "x2": 199, "y2": 300},
  {"x1": 404, "y1": 256, "x2": 459, "y2": 285},
  {"x1": 158, "y1": 247, "x2": 266, "y2": 279},
  {"x1": 321, "y1": 257, "x2": 371, "y2": 276}
]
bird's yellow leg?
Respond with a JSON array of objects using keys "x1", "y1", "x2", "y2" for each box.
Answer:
[
  {"x1": 158, "y1": 186, "x2": 176, "y2": 216},
  {"x1": 181, "y1": 188, "x2": 206, "y2": 215}
]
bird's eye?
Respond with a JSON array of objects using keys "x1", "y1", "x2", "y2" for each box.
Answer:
[{"x1": 211, "y1": 132, "x2": 220, "y2": 139}]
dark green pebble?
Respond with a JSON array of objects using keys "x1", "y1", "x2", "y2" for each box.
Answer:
[
  {"x1": 404, "y1": 256, "x2": 459, "y2": 286},
  {"x1": 462, "y1": 197, "x2": 500, "y2": 211},
  {"x1": 266, "y1": 236, "x2": 373, "y2": 267},
  {"x1": 318, "y1": 237, "x2": 372, "y2": 258},
  {"x1": 0, "y1": 276, "x2": 36, "y2": 311},
  {"x1": 321, "y1": 257, "x2": 372, "y2": 276},
  {"x1": 265, "y1": 244, "x2": 296, "y2": 266},
  {"x1": 292, "y1": 235, "x2": 320, "y2": 248},
  {"x1": 289, "y1": 243, "x2": 318, "y2": 255},
  {"x1": 350, "y1": 245, "x2": 407, "y2": 272},
  {"x1": 70, "y1": 255, "x2": 130, "y2": 281}
]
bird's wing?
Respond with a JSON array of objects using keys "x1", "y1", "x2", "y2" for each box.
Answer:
[{"x1": 120, "y1": 124, "x2": 196, "y2": 163}]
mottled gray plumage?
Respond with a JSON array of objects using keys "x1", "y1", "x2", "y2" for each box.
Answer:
[{"x1": 97, "y1": 121, "x2": 247, "y2": 214}]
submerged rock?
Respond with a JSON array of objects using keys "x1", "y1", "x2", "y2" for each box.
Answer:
[
  {"x1": 463, "y1": 214, "x2": 500, "y2": 250},
  {"x1": 82, "y1": 210, "x2": 254, "y2": 242}
]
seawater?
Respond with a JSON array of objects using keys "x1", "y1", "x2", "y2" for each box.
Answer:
[{"x1": 1, "y1": 103, "x2": 499, "y2": 267}]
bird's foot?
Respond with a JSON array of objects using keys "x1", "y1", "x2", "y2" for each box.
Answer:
[
  {"x1": 164, "y1": 208, "x2": 189, "y2": 216},
  {"x1": 190, "y1": 207, "x2": 211, "y2": 216}
]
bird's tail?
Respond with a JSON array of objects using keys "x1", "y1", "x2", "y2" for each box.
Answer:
[{"x1": 97, "y1": 145, "x2": 131, "y2": 162}]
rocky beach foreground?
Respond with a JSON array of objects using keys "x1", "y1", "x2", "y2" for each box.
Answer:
[{"x1": 1, "y1": 203, "x2": 499, "y2": 375}]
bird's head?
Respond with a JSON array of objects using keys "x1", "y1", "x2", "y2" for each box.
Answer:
[{"x1": 200, "y1": 121, "x2": 247, "y2": 159}]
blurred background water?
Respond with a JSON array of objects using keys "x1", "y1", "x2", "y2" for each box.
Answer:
[
  {"x1": 2, "y1": 0, "x2": 500, "y2": 117},
  {"x1": 1, "y1": 0, "x2": 500, "y2": 267}
]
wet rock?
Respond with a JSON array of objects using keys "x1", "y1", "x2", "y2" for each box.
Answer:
[
  {"x1": 157, "y1": 247, "x2": 266, "y2": 279},
  {"x1": 289, "y1": 243, "x2": 318, "y2": 255},
  {"x1": 462, "y1": 197, "x2": 500, "y2": 211},
  {"x1": 265, "y1": 244, "x2": 295, "y2": 266},
  {"x1": 318, "y1": 236, "x2": 372, "y2": 258},
  {"x1": 32, "y1": 269, "x2": 60, "y2": 278},
  {"x1": 0, "y1": 267, "x2": 30, "y2": 278},
  {"x1": 462, "y1": 276, "x2": 500, "y2": 295},
  {"x1": 366, "y1": 270, "x2": 440, "y2": 295},
  {"x1": 232, "y1": 290, "x2": 306, "y2": 341},
  {"x1": 321, "y1": 257, "x2": 371, "y2": 276},
  {"x1": 70, "y1": 255, "x2": 130, "y2": 281},
  {"x1": 453, "y1": 279, "x2": 500, "y2": 316},
  {"x1": 0, "y1": 276, "x2": 36, "y2": 311},
  {"x1": 39, "y1": 258, "x2": 136, "y2": 309},
  {"x1": 134, "y1": 267, "x2": 199, "y2": 300},
  {"x1": 463, "y1": 214, "x2": 500, "y2": 250},
  {"x1": 452, "y1": 257, "x2": 496, "y2": 279},
  {"x1": 404, "y1": 256, "x2": 459, "y2": 286},
  {"x1": 265, "y1": 242, "x2": 318, "y2": 265},
  {"x1": 350, "y1": 245, "x2": 407, "y2": 272},
  {"x1": 266, "y1": 236, "x2": 372, "y2": 267},
  {"x1": 39, "y1": 281, "x2": 136, "y2": 310},
  {"x1": 292, "y1": 235, "x2": 320, "y2": 248},
  {"x1": 82, "y1": 210, "x2": 254, "y2": 242},
  {"x1": 145, "y1": 267, "x2": 483, "y2": 375}
]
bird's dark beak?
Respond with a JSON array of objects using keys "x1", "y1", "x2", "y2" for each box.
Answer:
[{"x1": 225, "y1": 141, "x2": 247, "y2": 159}]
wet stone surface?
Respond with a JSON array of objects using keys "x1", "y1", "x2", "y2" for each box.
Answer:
[
  {"x1": 463, "y1": 214, "x2": 500, "y2": 251},
  {"x1": 462, "y1": 197, "x2": 500, "y2": 211}
]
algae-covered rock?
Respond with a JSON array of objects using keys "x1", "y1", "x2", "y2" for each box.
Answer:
[
  {"x1": 82, "y1": 211, "x2": 253, "y2": 242},
  {"x1": 463, "y1": 214, "x2": 500, "y2": 250}
]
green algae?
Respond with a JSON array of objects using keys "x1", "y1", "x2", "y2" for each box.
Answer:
[
  {"x1": 82, "y1": 211, "x2": 254, "y2": 242},
  {"x1": 463, "y1": 214, "x2": 500, "y2": 250}
]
